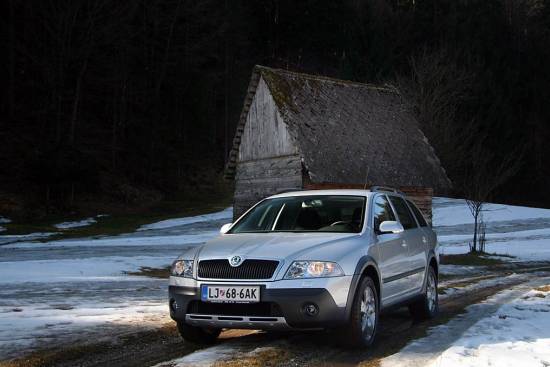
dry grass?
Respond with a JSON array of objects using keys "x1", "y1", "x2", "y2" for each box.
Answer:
[
  {"x1": 214, "y1": 347, "x2": 291, "y2": 367},
  {"x1": 535, "y1": 285, "x2": 550, "y2": 292},
  {"x1": 0, "y1": 324, "x2": 191, "y2": 367},
  {"x1": 440, "y1": 253, "x2": 510, "y2": 266},
  {"x1": 126, "y1": 266, "x2": 171, "y2": 278},
  {"x1": 0, "y1": 343, "x2": 113, "y2": 367}
]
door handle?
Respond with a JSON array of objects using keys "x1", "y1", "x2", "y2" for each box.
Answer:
[
  {"x1": 401, "y1": 241, "x2": 408, "y2": 247},
  {"x1": 422, "y1": 236, "x2": 427, "y2": 244}
]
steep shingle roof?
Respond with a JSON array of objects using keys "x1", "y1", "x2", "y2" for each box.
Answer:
[{"x1": 226, "y1": 65, "x2": 452, "y2": 193}]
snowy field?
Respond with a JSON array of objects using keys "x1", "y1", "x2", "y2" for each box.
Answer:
[
  {"x1": 433, "y1": 197, "x2": 550, "y2": 261},
  {"x1": 1, "y1": 196, "x2": 550, "y2": 363},
  {"x1": 382, "y1": 277, "x2": 550, "y2": 367},
  {"x1": 0, "y1": 208, "x2": 232, "y2": 360}
]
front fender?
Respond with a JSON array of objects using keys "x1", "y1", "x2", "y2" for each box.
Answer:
[{"x1": 344, "y1": 256, "x2": 381, "y2": 319}]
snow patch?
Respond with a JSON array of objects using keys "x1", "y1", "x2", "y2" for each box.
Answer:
[
  {"x1": 382, "y1": 277, "x2": 550, "y2": 367},
  {"x1": 439, "y1": 264, "x2": 487, "y2": 276},
  {"x1": 0, "y1": 217, "x2": 11, "y2": 224},
  {"x1": 0, "y1": 256, "x2": 173, "y2": 284},
  {"x1": 138, "y1": 207, "x2": 233, "y2": 231},
  {"x1": 152, "y1": 343, "x2": 244, "y2": 367},
  {"x1": 429, "y1": 282, "x2": 550, "y2": 367},
  {"x1": 0, "y1": 232, "x2": 57, "y2": 246},
  {"x1": 54, "y1": 217, "x2": 97, "y2": 229}
]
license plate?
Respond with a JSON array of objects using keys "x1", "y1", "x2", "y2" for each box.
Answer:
[{"x1": 201, "y1": 285, "x2": 260, "y2": 303}]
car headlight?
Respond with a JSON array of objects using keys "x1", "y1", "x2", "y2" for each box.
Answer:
[
  {"x1": 171, "y1": 260, "x2": 194, "y2": 278},
  {"x1": 284, "y1": 261, "x2": 344, "y2": 279}
]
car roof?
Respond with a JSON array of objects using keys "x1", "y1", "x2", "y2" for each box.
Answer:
[{"x1": 268, "y1": 189, "x2": 373, "y2": 199}]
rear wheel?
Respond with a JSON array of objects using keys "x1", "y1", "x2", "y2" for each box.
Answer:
[
  {"x1": 409, "y1": 265, "x2": 438, "y2": 321},
  {"x1": 177, "y1": 322, "x2": 221, "y2": 345},
  {"x1": 341, "y1": 276, "x2": 379, "y2": 347}
]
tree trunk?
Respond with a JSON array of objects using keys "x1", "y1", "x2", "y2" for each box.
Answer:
[
  {"x1": 472, "y1": 210, "x2": 478, "y2": 252},
  {"x1": 69, "y1": 57, "x2": 89, "y2": 146},
  {"x1": 224, "y1": 0, "x2": 230, "y2": 164}
]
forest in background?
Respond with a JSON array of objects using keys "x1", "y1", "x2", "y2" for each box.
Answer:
[{"x1": 2, "y1": 0, "x2": 550, "y2": 219}]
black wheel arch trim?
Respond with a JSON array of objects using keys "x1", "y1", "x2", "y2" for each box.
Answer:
[
  {"x1": 345, "y1": 255, "x2": 381, "y2": 319},
  {"x1": 423, "y1": 250, "x2": 439, "y2": 293}
]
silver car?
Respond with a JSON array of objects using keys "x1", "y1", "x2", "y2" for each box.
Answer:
[{"x1": 169, "y1": 188, "x2": 439, "y2": 347}]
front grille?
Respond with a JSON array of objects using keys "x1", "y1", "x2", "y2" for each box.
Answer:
[
  {"x1": 187, "y1": 301, "x2": 283, "y2": 317},
  {"x1": 197, "y1": 259, "x2": 279, "y2": 279}
]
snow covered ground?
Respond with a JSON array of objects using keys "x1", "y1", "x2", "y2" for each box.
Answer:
[
  {"x1": 0, "y1": 232, "x2": 57, "y2": 246},
  {"x1": 2, "y1": 196, "x2": 550, "y2": 362},
  {"x1": 382, "y1": 278, "x2": 550, "y2": 367},
  {"x1": 433, "y1": 197, "x2": 550, "y2": 261},
  {"x1": 0, "y1": 207, "x2": 232, "y2": 360},
  {"x1": 429, "y1": 284, "x2": 550, "y2": 367}
]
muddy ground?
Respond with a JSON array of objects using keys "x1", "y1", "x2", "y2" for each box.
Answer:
[{"x1": 3, "y1": 263, "x2": 550, "y2": 367}]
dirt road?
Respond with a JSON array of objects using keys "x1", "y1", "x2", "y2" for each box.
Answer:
[{"x1": 3, "y1": 265, "x2": 549, "y2": 367}]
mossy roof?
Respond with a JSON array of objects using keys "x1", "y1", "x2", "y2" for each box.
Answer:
[{"x1": 225, "y1": 65, "x2": 452, "y2": 193}]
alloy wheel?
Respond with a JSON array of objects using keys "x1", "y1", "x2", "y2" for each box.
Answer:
[{"x1": 360, "y1": 286, "x2": 377, "y2": 342}]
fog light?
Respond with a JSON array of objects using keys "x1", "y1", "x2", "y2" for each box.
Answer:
[
  {"x1": 170, "y1": 299, "x2": 178, "y2": 312},
  {"x1": 302, "y1": 303, "x2": 319, "y2": 316}
]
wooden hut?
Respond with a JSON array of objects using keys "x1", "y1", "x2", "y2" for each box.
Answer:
[{"x1": 225, "y1": 66, "x2": 451, "y2": 223}]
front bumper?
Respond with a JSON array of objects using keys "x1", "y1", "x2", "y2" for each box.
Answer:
[{"x1": 168, "y1": 276, "x2": 353, "y2": 330}]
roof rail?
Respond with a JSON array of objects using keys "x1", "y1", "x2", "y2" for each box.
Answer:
[
  {"x1": 275, "y1": 188, "x2": 304, "y2": 195},
  {"x1": 371, "y1": 186, "x2": 404, "y2": 195}
]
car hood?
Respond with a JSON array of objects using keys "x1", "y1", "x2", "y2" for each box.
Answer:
[{"x1": 195, "y1": 232, "x2": 360, "y2": 262}]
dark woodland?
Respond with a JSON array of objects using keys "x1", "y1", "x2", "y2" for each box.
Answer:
[{"x1": 2, "y1": 0, "x2": 550, "y2": 218}]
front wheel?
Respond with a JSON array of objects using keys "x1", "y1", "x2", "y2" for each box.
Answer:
[
  {"x1": 340, "y1": 276, "x2": 379, "y2": 347},
  {"x1": 409, "y1": 266, "x2": 438, "y2": 321},
  {"x1": 177, "y1": 322, "x2": 221, "y2": 345}
]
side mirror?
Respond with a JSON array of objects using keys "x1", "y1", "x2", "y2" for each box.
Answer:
[
  {"x1": 379, "y1": 221, "x2": 404, "y2": 234},
  {"x1": 220, "y1": 223, "x2": 233, "y2": 234}
]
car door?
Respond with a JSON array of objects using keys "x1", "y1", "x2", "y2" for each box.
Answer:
[
  {"x1": 372, "y1": 194, "x2": 411, "y2": 303},
  {"x1": 405, "y1": 199, "x2": 432, "y2": 290},
  {"x1": 388, "y1": 196, "x2": 426, "y2": 293}
]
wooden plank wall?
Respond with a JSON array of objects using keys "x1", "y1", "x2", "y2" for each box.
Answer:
[
  {"x1": 233, "y1": 155, "x2": 303, "y2": 220},
  {"x1": 238, "y1": 77, "x2": 298, "y2": 162},
  {"x1": 303, "y1": 182, "x2": 434, "y2": 225},
  {"x1": 233, "y1": 75, "x2": 304, "y2": 220}
]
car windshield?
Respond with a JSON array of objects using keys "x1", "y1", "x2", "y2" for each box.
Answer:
[{"x1": 229, "y1": 195, "x2": 366, "y2": 234}]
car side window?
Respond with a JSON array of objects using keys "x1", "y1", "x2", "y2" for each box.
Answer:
[
  {"x1": 406, "y1": 199, "x2": 428, "y2": 227},
  {"x1": 388, "y1": 196, "x2": 417, "y2": 230},
  {"x1": 373, "y1": 195, "x2": 396, "y2": 234}
]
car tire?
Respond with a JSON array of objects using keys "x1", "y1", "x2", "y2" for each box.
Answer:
[
  {"x1": 409, "y1": 265, "x2": 438, "y2": 321},
  {"x1": 177, "y1": 322, "x2": 221, "y2": 345},
  {"x1": 341, "y1": 276, "x2": 379, "y2": 347}
]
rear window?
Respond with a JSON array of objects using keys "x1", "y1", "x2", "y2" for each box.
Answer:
[
  {"x1": 406, "y1": 199, "x2": 428, "y2": 227},
  {"x1": 388, "y1": 196, "x2": 417, "y2": 230}
]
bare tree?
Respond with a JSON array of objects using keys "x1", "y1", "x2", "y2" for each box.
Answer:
[
  {"x1": 400, "y1": 48, "x2": 523, "y2": 254},
  {"x1": 398, "y1": 48, "x2": 476, "y2": 176},
  {"x1": 462, "y1": 141, "x2": 523, "y2": 253}
]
